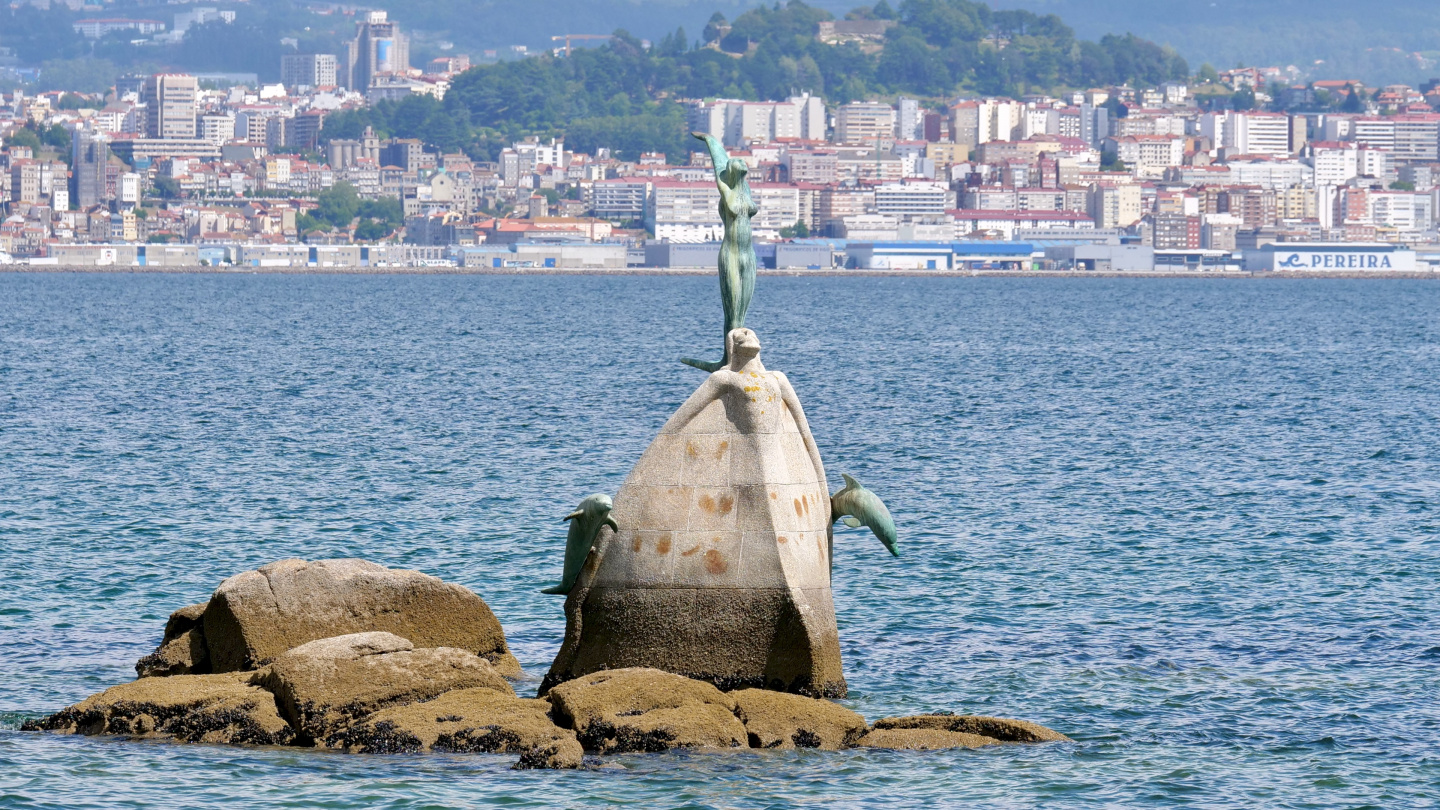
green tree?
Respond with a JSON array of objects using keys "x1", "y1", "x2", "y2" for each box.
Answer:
[
  {"x1": 296, "y1": 212, "x2": 332, "y2": 233},
  {"x1": 1341, "y1": 84, "x2": 1365, "y2": 112},
  {"x1": 779, "y1": 220, "x2": 810, "y2": 238},
  {"x1": 5, "y1": 128, "x2": 42, "y2": 150},
  {"x1": 354, "y1": 219, "x2": 392, "y2": 241},
  {"x1": 151, "y1": 175, "x2": 181, "y2": 199},
  {"x1": 316, "y1": 181, "x2": 360, "y2": 228}
]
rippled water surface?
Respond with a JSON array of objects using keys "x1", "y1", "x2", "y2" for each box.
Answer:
[{"x1": 2, "y1": 273, "x2": 1438, "y2": 808}]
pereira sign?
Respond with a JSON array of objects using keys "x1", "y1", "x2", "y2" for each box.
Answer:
[{"x1": 1267, "y1": 248, "x2": 1414, "y2": 271}]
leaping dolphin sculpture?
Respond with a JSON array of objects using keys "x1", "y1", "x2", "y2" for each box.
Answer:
[
  {"x1": 542, "y1": 494, "x2": 618, "y2": 595},
  {"x1": 830, "y1": 474, "x2": 898, "y2": 557}
]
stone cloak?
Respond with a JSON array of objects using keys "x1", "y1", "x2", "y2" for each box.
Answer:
[{"x1": 543, "y1": 351, "x2": 844, "y2": 697}]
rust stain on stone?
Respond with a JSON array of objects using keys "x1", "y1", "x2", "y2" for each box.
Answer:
[
  {"x1": 656, "y1": 536, "x2": 671, "y2": 554},
  {"x1": 703, "y1": 549, "x2": 728, "y2": 574},
  {"x1": 793, "y1": 498, "x2": 804, "y2": 517},
  {"x1": 717, "y1": 494, "x2": 734, "y2": 515},
  {"x1": 714, "y1": 440, "x2": 729, "y2": 460},
  {"x1": 681, "y1": 545, "x2": 701, "y2": 557},
  {"x1": 698, "y1": 494, "x2": 716, "y2": 513},
  {"x1": 777, "y1": 535, "x2": 788, "y2": 544},
  {"x1": 770, "y1": 491, "x2": 778, "y2": 500},
  {"x1": 631, "y1": 536, "x2": 643, "y2": 552},
  {"x1": 686, "y1": 442, "x2": 699, "y2": 458}
]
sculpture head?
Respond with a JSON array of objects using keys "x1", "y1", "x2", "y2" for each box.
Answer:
[
  {"x1": 727, "y1": 328, "x2": 761, "y2": 366},
  {"x1": 723, "y1": 157, "x2": 748, "y2": 185}
]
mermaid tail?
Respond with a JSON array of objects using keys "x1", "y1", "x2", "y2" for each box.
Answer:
[{"x1": 680, "y1": 355, "x2": 725, "y2": 372}]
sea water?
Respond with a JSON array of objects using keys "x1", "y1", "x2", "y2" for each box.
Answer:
[{"x1": 1, "y1": 274, "x2": 1436, "y2": 808}]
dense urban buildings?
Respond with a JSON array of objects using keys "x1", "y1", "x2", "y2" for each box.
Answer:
[{"x1": 6, "y1": 39, "x2": 1440, "y2": 270}]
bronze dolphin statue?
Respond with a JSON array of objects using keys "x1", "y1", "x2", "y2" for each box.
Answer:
[
  {"x1": 542, "y1": 493, "x2": 617, "y2": 594},
  {"x1": 830, "y1": 474, "x2": 898, "y2": 557}
]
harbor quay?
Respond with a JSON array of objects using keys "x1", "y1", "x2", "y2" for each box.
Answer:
[{"x1": 7, "y1": 237, "x2": 1436, "y2": 275}]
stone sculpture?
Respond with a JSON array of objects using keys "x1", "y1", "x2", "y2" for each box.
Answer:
[
  {"x1": 681, "y1": 132, "x2": 759, "y2": 373},
  {"x1": 544, "y1": 327, "x2": 845, "y2": 696},
  {"x1": 830, "y1": 474, "x2": 899, "y2": 557},
  {"x1": 542, "y1": 131, "x2": 900, "y2": 699},
  {"x1": 542, "y1": 494, "x2": 617, "y2": 595}
]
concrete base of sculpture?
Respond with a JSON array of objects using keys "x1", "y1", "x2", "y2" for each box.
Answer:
[{"x1": 543, "y1": 329, "x2": 846, "y2": 697}]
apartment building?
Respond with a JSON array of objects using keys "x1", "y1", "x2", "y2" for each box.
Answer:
[
  {"x1": 835, "y1": 102, "x2": 897, "y2": 145},
  {"x1": 647, "y1": 181, "x2": 722, "y2": 242},
  {"x1": 143, "y1": 74, "x2": 198, "y2": 140}
]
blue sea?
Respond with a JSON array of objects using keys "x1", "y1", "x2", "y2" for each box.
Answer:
[{"x1": 1, "y1": 273, "x2": 1437, "y2": 808}]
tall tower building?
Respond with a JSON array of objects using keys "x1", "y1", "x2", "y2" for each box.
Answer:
[
  {"x1": 346, "y1": 11, "x2": 409, "y2": 91},
  {"x1": 282, "y1": 53, "x2": 339, "y2": 90},
  {"x1": 71, "y1": 128, "x2": 113, "y2": 208},
  {"x1": 143, "y1": 74, "x2": 198, "y2": 140}
]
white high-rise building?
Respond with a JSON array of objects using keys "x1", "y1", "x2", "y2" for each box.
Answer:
[
  {"x1": 143, "y1": 74, "x2": 198, "y2": 140},
  {"x1": 689, "y1": 95, "x2": 825, "y2": 147},
  {"x1": 897, "y1": 97, "x2": 921, "y2": 140},
  {"x1": 1224, "y1": 112, "x2": 1293, "y2": 156},
  {"x1": 1308, "y1": 142, "x2": 1359, "y2": 187},
  {"x1": 835, "y1": 102, "x2": 896, "y2": 145}
]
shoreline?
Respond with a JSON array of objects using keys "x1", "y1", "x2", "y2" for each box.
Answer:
[{"x1": 3, "y1": 265, "x2": 1440, "y2": 279}]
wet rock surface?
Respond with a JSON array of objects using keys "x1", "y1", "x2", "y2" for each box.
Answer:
[
  {"x1": 203, "y1": 558, "x2": 521, "y2": 676},
  {"x1": 731, "y1": 688, "x2": 867, "y2": 749},
  {"x1": 545, "y1": 668, "x2": 747, "y2": 753},
  {"x1": 853, "y1": 727, "x2": 1002, "y2": 750},
  {"x1": 871, "y1": 714, "x2": 1071, "y2": 743},
  {"x1": 21, "y1": 672, "x2": 294, "y2": 746},
  {"x1": 23, "y1": 562, "x2": 1071, "y2": 769},
  {"x1": 251, "y1": 632, "x2": 513, "y2": 746},
  {"x1": 135, "y1": 602, "x2": 211, "y2": 678},
  {"x1": 338, "y1": 687, "x2": 584, "y2": 768}
]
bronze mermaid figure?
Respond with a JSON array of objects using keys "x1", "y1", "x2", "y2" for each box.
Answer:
[{"x1": 681, "y1": 132, "x2": 759, "y2": 372}]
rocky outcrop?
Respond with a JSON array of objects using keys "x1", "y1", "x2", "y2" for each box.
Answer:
[
  {"x1": 853, "y1": 727, "x2": 1001, "y2": 750},
  {"x1": 203, "y1": 558, "x2": 521, "y2": 677},
  {"x1": 870, "y1": 714, "x2": 1071, "y2": 743},
  {"x1": 136, "y1": 602, "x2": 210, "y2": 678},
  {"x1": 20, "y1": 672, "x2": 293, "y2": 746},
  {"x1": 545, "y1": 668, "x2": 747, "y2": 753},
  {"x1": 544, "y1": 335, "x2": 847, "y2": 697},
  {"x1": 731, "y1": 688, "x2": 866, "y2": 749},
  {"x1": 855, "y1": 714, "x2": 1071, "y2": 750},
  {"x1": 252, "y1": 632, "x2": 513, "y2": 746},
  {"x1": 338, "y1": 687, "x2": 584, "y2": 768}
]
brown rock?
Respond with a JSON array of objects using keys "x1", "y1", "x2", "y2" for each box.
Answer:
[
  {"x1": 20, "y1": 672, "x2": 293, "y2": 746},
  {"x1": 871, "y1": 714, "x2": 1070, "y2": 743},
  {"x1": 251, "y1": 632, "x2": 514, "y2": 746},
  {"x1": 336, "y1": 687, "x2": 584, "y2": 768},
  {"x1": 731, "y1": 688, "x2": 866, "y2": 749},
  {"x1": 202, "y1": 558, "x2": 521, "y2": 677},
  {"x1": 136, "y1": 602, "x2": 211, "y2": 678},
  {"x1": 853, "y1": 728, "x2": 1000, "y2": 750},
  {"x1": 545, "y1": 667, "x2": 746, "y2": 753}
]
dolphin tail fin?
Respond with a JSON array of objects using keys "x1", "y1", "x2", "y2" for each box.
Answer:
[{"x1": 681, "y1": 356, "x2": 725, "y2": 372}]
